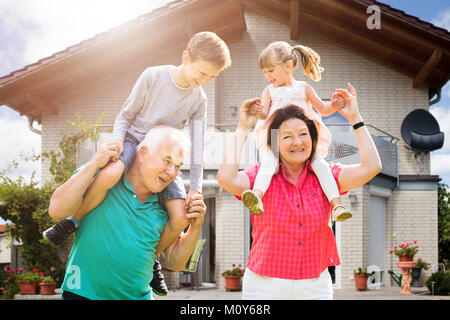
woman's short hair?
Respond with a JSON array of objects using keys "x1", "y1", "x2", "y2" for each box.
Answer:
[{"x1": 267, "y1": 106, "x2": 319, "y2": 160}]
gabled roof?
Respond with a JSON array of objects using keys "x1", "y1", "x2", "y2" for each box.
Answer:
[{"x1": 0, "y1": 0, "x2": 449, "y2": 123}]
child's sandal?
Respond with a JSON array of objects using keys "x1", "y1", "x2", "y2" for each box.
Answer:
[
  {"x1": 332, "y1": 205, "x2": 352, "y2": 222},
  {"x1": 242, "y1": 190, "x2": 264, "y2": 215}
]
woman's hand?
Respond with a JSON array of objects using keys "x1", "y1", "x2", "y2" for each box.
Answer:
[
  {"x1": 238, "y1": 98, "x2": 262, "y2": 130},
  {"x1": 332, "y1": 83, "x2": 363, "y2": 125}
]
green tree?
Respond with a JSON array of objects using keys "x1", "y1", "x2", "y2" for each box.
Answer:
[
  {"x1": 0, "y1": 114, "x2": 104, "y2": 287},
  {"x1": 438, "y1": 183, "x2": 450, "y2": 263}
]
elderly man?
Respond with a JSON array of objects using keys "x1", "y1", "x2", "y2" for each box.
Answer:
[{"x1": 48, "y1": 126, "x2": 207, "y2": 300}]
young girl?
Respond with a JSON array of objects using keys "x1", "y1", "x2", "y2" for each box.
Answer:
[{"x1": 242, "y1": 41, "x2": 352, "y2": 222}]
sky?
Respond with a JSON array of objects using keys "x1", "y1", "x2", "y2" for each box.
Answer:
[{"x1": 0, "y1": 0, "x2": 449, "y2": 190}]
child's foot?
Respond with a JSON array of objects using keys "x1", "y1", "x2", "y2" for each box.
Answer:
[
  {"x1": 151, "y1": 260, "x2": 168, "y2": 296},
  {"x1": 332, "y1": 205, "x2": 353, "y2": 222},
  {"x1": 42, "y1": 218, "x2": 78, "y2": 247},
  {"x1": 242, "y1": 190, "x2": 264, "y2": 215}
]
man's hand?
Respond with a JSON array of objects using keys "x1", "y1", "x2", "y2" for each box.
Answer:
[
  {"x1": 92, "y1": 140, "x2": 122, "y2": 169},
  {"x1": 185, "y1": 193, "x2": 207, "y2": 230}
]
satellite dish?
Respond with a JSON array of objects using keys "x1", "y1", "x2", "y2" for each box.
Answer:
[{"x1": 400, "y1": 109, "x2": 444, "y2": 153}]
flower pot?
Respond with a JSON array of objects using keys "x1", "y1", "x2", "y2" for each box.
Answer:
[
  {"x1": 18, "y1": 280, "x2": 39, "y2": 295},
  {"x1": 398, "y1": 254, "x2": 414, "y2": 262},
  {"x1": 354, "y1": 275, "x2": 369, "y2": 291},
  {"x1": 39, "y1": 282, "x2": 57, "y2": 295},
  {"x1": 410, "y1": 266, "x2": 422, "y2": 288},
  {"x1": 224, "y1": 276, "x2": 242, "y2": 292}
]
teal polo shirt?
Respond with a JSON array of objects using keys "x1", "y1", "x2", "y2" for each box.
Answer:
[{"x1": 61, "y1": 174, "x2": 168, "y2": 300}]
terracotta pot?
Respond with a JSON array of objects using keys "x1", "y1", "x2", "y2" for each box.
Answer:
[
  {"x1": 398, "y1": 254, "x2": 414, "y2": 262},
  {"x1": 224, "y1": 276, "x2": 242, "y2": 292},
  {"x1": 39, "y1": 282, "x2": 57, "y2": 295},
  {"x1": 354, "y1": 274, "x2": 369, "y2": 291},
  {"x1": 18, "y1": 280, "x2": 39, "y2": 295}
]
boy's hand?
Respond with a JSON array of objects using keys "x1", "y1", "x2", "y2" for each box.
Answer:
[
  {"x1": 185, "y1": 190, "x2": 200, "y2": 209},
  {"x1": 92, "y1": 141, "x2": 122, "y2": 169},
  {"x1": 110, "y1": 139, "x2": 124, "y2": 161},
  {"x1": 185, "y1": 193, "x2": 207, "y2": 229}
]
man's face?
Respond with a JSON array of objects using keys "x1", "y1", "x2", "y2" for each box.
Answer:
[
  {"x1": 137, "y1": 140, "x2": 184, "y2": 193},
  {"x1": 183, "y1": 52, "x2": 224, "y2": 88}
]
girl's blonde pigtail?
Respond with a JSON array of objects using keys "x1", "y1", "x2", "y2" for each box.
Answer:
[{"x1": 293, "y1": 45, "x2": 324, "y2": 82}]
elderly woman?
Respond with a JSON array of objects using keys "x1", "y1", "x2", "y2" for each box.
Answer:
[{"x1": 217, "y1": 83, "x2": 382, "y2": 300}]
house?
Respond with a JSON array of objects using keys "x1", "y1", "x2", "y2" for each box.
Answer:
[
  {"x1": 0, "y1": 225, "x2": 23, "y2": 271},
  {"x1": 0, "y1": 0, "x2": 448, "y2": 290}
]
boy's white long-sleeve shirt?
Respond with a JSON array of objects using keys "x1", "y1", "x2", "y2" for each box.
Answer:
[{"x1": 113, "y1": 65, "x2": 206, "y2": 192}]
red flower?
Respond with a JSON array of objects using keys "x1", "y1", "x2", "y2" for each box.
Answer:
[
  {"x1": 232, "y1": 264, "x2": 236, "y2": 267},
  {"x1": 40, "y1": 272, "x2": 45, "y2": 276},
  {"x1": 413, "y1": 240, "x2": 417, "y2": 243},
  {"x1": 33, "y1": 268, "x2": 38, "y2": 273},
  {"x1": 7, "y1": 269, "x2": 14, "y2": 275},
  {"x1": 18, "y1": 269, "x2": 23, "y2": 273}
]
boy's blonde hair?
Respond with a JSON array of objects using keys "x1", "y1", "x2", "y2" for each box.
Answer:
[
  {"x1": 258, "y1": 41, "x2": 324, "y2": 81},
  {"x1": 186, "y1": 31, "x2": 232, "y2": 70}
]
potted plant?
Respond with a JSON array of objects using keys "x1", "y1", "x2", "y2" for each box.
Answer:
[
  {"x1": 354, "y1": 267, "x2": 371, "y2": 291},
  {"x1": 16, "y1": 268, "x2": 41, "y2": 295},
  {"x1": 39, "y1": 275, "x2": 57, "y2": 295},
  {"x1": 388, "y1": 240, "x2": 420, "y2": 261},
  {"x1": 411, "y1": 258, "x2": 429, "y2": 287},
  {"x1": 222, "y1": 264, "x2": 244, "y2": 292}
]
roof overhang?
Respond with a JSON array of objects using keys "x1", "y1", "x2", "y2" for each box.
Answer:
[{"x1": 0, "y1": 0, "x2": 247, "y2": 123}]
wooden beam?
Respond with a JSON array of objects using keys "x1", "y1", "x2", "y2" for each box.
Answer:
[
  {"x1": 25, "y1": 92, "x2": 57, "y2": 115},
  {"x1": 413, "y1": 49, "x2": 442, "y2": 88},
  {"x1": 184, "y1": 20, "x2": 196, "y2": 39},
  {"x1": 290, "y1": 0, "x2": 300, "y2": 40}
]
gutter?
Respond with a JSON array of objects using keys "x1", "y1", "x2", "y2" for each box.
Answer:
[{"x1": 27, "y1": 116, "x2": 41, "y2": 135}]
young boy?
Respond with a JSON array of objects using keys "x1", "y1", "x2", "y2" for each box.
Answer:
[{"x1": 43, "y1": 31, "x2": 231, "y2": 296}]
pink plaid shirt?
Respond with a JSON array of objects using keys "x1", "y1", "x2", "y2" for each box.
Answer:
[{"x1": 237, "y1": 160, "x2": 346, "y2": 280}]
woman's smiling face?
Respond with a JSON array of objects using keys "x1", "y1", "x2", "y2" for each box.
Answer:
[{"x1": 278, "y1": 118, "x2": 313, "y2": 166}]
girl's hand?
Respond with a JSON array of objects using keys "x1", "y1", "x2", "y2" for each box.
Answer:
[{"x1": 331, "y1": 95, "x2": 345, "y2": 110}]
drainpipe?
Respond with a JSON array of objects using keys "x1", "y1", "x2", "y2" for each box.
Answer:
[{"x1": 27, "y1": 116, "x2": 41, "y2": 135}]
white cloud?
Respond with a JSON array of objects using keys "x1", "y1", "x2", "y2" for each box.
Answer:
[
  {"x1": 431, "y1": 153, "x2": 450, "y2": 175},
  {"x1": 0, "y1": 111, "x2": 41, "y2": 182},
  {"x1": 0, "y1": 0, "x2": 172, "y2": 67},
  {"x1": 432, "y1": 8, "x2": 450, "y2": 31},
  {"x1": 430, "y1": 105, "x2": 450, "y2": 154}
]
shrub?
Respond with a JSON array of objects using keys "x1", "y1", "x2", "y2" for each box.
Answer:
[{"x1": 426, "y1": 271, "x2": 450, "y2": 296}]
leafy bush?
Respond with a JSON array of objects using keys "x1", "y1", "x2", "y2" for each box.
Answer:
[{"x1": 426, "y1": 271, "x2": 450, "y2": 296}]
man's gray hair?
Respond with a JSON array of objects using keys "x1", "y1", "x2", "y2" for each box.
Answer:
[{"x1": 137, "y1": 125, "x2": 190, "y2": 156}]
